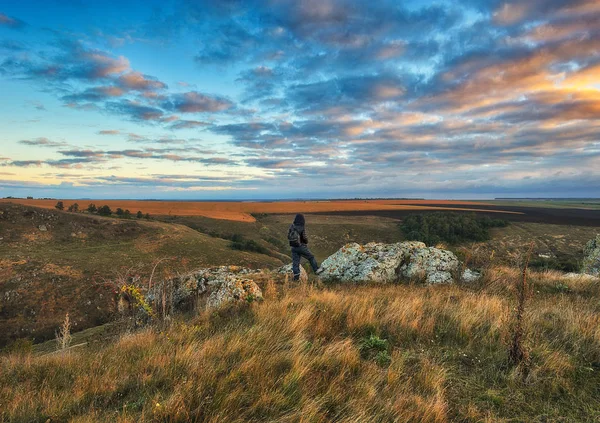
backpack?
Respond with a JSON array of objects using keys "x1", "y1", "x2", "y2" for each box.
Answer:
[{"x1": 287, "y1": 224, "x2": 301, "y2": 247}]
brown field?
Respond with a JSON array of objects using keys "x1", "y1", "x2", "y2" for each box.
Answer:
[{"x1": 0, "y1": 199, "x2": 521, "y2": 222}]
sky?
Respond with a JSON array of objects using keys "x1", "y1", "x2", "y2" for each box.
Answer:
[{"x1": 0, "y1": 0, "x2": 599, "y2": 200}]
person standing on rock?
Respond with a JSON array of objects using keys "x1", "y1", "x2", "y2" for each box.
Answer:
[{"x1": 288, "y1": 214, "x2": 323, "y2": 281}]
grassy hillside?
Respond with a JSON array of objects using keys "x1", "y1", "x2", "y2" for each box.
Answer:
[
  {"x1": 159, "y1": 213, "x2": 405, "y2": 262},
  {"x1": 0, "y1": 203, "x2": 281, "y2": 347},
  {"x1": 1, "y1": 269, "x2": 599, "y2": 422}
]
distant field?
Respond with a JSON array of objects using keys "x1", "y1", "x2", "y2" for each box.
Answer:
[
  {"x1": 0, "y1": 199, "x2": 521, "y2": 222},
  {"x1": 490, "y1": 199, "x2": 600, "y2": 210}
]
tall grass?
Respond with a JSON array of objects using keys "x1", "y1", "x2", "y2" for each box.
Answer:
[{"x1": 1, "y1": 268, "x2": 600, "y2": 422}]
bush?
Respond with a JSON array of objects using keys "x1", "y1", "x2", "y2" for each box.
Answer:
[
  {"x1": 97, "y1": 205, "x2": 112, "y2": 216},
  {"x1": 55, "y1": 201, "x2": 64, "y2": 211},
  {"x1": 67, "y1": 203, "x2": 79, "y2": 212},
  {"x1": 137, "y1": 211, "x2": 143, "y2": 219},
  {"x1": 87, "y1": 203, "x2": 97, "y2": 213},
  {"x1": 529, "y1": 256, "x2": 580, "y2": 272},
  {"x1": 229, "y1": 235, "x2": 270, "y2": 255},
  {"x1": 401, "y1": 212, "x2": 509, "y2": 246},
  {"x1": 359, "y1": 334, "x2": 391, "y2": 367}
]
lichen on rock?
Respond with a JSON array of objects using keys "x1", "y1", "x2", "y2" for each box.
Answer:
[
  {"x1": 582, "y1": 234, "x2": 600, "y2": 276},
  {"x1": 319, "y1": 241, "x2": 468, "y2": 284}
]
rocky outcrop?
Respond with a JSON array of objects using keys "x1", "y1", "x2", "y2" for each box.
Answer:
[
  {"x1": 319, "y1": 242, "x2": 470, "y2": 284},
  {"x1": 582, "y1": 235, "x2": 600, "y2": 276},
  {"x1": 276, "y1": 264, "x2": 308, "y2": 282},
  {"x1": 163, "y1": 266, "x2": 264, "y2": 311},
  {"x1": 319, "y1": 242, "x2": 426, "y2": 283}
]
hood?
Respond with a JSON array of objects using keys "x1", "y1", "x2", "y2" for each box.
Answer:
[{"x1": 293, "y1": 213, "x2": 305, "y2": 226}]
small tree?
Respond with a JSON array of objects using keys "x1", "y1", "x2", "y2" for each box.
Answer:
[
  {"x1": 68, "y1": 203, "x2": 79, "y2": 213},
  {"x1": 137, "y1": 211, "x2": 143, "y2": 219},
  {"x1": 97, "y1": 205, "x2": 112, "y2": 216},
  {"x1": 55, "y1": 201, "x2": 64, "y2": 211},
  {"x1": 116, "y1": 208, "x2": 124, "y2": 216},
  {"x1": 144, "y1": 213, "x2": 151, "y2": 220},
  {"x1": 124, "y1": 209, "x2": 132, "y2": 219},
  {"x1": 87, "y1": 203, "x2": 97, "y2": 213}
]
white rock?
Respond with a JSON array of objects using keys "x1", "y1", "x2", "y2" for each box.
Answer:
[
  {"x1": 276, "y1": 264, "x2": 308, "y2": 282},
  {"x1": 151, "y1": 266, "x2": 264, "y2": 311},
  {"x1": 462, "y1": 268, "x2": 482, "y2": 283},
  {"x1": 319, "y1": 241, "x2": 427, "y2": 283},
  {"x1": 319, "y1": 241, "x2": 465, "y2": 284},
  {"x1": 582, "y1": 235, "x2": 600, "y2": 276},
  {"x1": 206, "y1": 277, "x2": 263, "y2": 309},
  {"x1": 400, "y1": 247, "x2": 460, "y2": 284}
]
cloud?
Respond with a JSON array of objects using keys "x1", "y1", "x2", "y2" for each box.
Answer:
[
  {"x1": 169, "y1": 120, "x2": 209, "y2": 130},
  {"x1": 0, "y1": 13, "x2": 26, "y2": 29},
  {"x1": 18, "y1": 137, "x2": 67, "y2": 147},
  {"x1": 116, "y1": 71, "x2": 167, "y2": 91},
  {"x1": 98, "y1": 129, "x2": 121, "y2": 135},
  {"x1": 163, "y1": 91, "x2": 234, "y2": 113},
  {"x1": 105, "y1": 100, "x2": 164, "y2": 121}
]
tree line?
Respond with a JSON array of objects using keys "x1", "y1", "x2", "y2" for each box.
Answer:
[{"x1": 55, "y1": 201, "x2": 150, "y2": 219}]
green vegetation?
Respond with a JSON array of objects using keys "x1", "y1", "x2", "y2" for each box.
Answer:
[
  {"x1": 229, "y1": 234, "x2": 271, "y2": 255},
  {"x1": 67, "y1": 203, "x2": 79, "y2": 212},
  {"x1": 97, "y1": 205, "x2": 112, "y2": 216},
  {"x1": 55, "y1": 201, "x2": 64, "y2": 211},
  {"x1": 402, "y1": 212, "x2": 509, "y2": 246}
]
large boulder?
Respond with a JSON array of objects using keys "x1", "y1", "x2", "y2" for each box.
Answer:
[
  {"x1": 318, "y1": 242, "x2": 426, "y2": 283},
  {"x1": 158, "y1": 266, "x2": 264, "y2": 311},
  {"x1": 582, "y1": 235, "x2": 600, "y2": 276},
  {"x1": 319, "y1": 241, "x2": 463, "y2": 284}
]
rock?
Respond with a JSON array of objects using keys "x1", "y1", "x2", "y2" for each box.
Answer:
[
  {"x1": 582, "y1": 235, "x2": 600, "y2": 276},
  {"x1": 38, "y1": 225, "x2": 47, "y2": 232},
  {"x1": 462, "y1": 268, "x2": 482, "y2": 283},
  {"x1": 319, "y1": 241, "x2": 462, "y2": 284},
  {"x1": 207, "y1": 277, "x2": 263, "y2": 309},
  {"x1": 158, "y1": 266, "x2": 264, "y2": 311},
  {"x1": 319, "y1": 242, "x2": 426, "y2": 283},
  {"x1": 400, "y1": 247, "x2": 460, "y2": 284},
  {"x1": 276, "y1": 264, "x2": 308, "y2": 282},
  {"x1": 564, "y1": 272, "x2": 598, "y2": 281}
]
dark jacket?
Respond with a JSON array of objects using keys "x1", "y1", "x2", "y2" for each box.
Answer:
[{"x1": 290, "y1": 214, "x2": 308, "y2": 246}]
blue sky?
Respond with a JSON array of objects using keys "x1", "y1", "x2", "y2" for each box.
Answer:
[{"x1": 1, "y1": 0, "x2": 599, "y2": 199}]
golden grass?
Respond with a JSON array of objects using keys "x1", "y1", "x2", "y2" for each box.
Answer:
[
  {"x1": 2, "y1": 268, "x2": 600, "y2": 422},
  {"x1": 0, "y1": 199, "x2": 521, "y2": 222}
]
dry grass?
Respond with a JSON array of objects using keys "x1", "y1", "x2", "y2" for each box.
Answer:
[
  {"x1": 0, "y1": 199, "x2": 519, "y2": 222},
  {"x1": 2, "y1": 267, "x2": 600, "y2": 422}
]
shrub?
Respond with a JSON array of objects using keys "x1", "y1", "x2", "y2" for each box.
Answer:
[
  {"x1": 67, "y1": 203, "x2": 79, "y2": 212},
  {"x1": 136, "y1": 211, "x2": 143, "y2": 219},
  {"x1": 229, "y1": 235, "x2": 270, "y2": 255},
  {"x1": 97, "y1": 205, "x2": 112, "y2": 216},
  {"x1": 359, "y1": 334, "x2": 391, "y2": 366},
  {"x1": 55, "y1": 201, "x2": 64, "y2": 211},
  {"x1": 87, "y1": 203, "x2": 97, "y2": 213},
  {"x1": 401, "y1": 212, "x2": 508, "y2": 246},
  {"x1": 116, "y1": 208, "x2": 124, "y2": 216}
]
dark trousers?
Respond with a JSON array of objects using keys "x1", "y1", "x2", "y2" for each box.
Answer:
[{"x1": 291, "y1": 244, "x2": 319, "y2": 280}]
